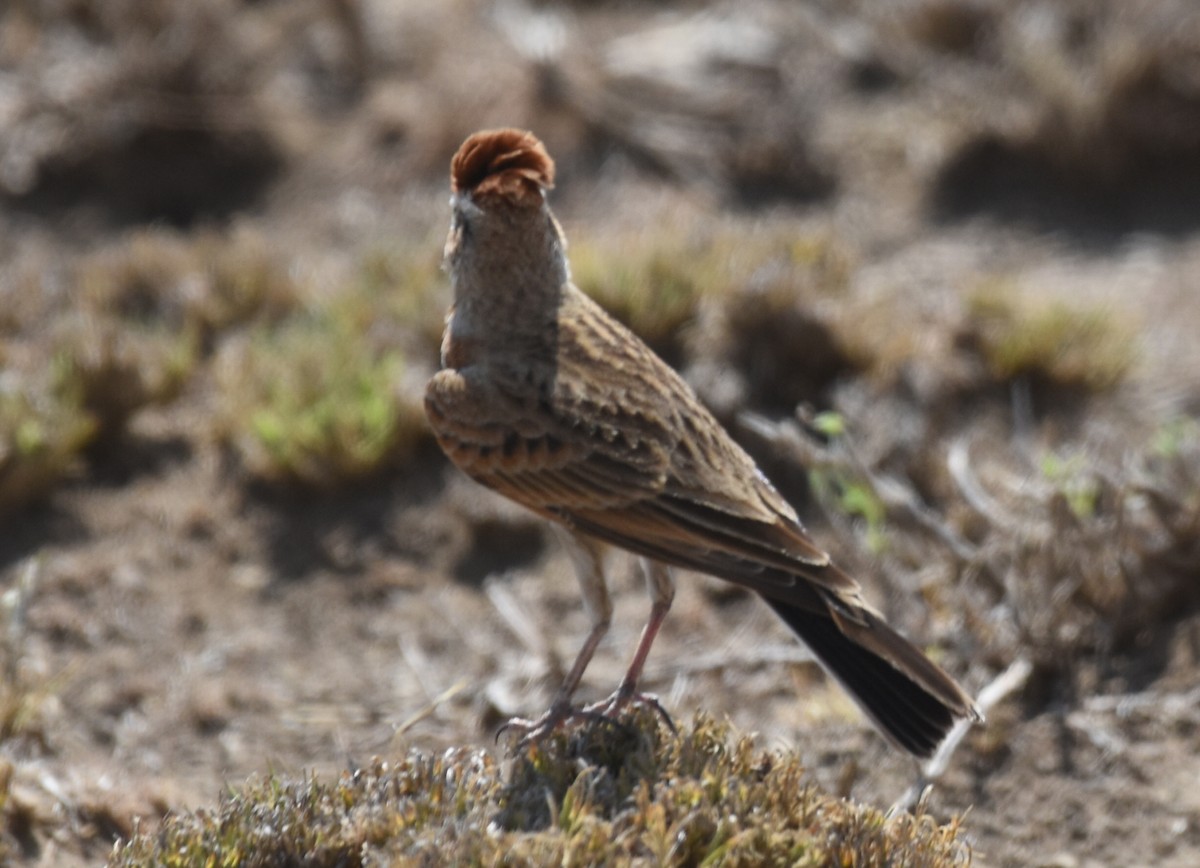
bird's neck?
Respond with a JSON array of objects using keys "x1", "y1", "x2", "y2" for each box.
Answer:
[{"x1": 446, "y1": 210, "x2": 569, "y2": 364}]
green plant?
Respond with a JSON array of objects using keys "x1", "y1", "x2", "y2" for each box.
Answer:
[
  {"x1": 1040, "y1": 451, "x2": 1101, "y2": 520},
  {"x1": 1150, "y1": 415, "x2": 1200, "y2": 461},
  {"x1": 216, "y1": 310, "x2": 425, "y2": 487},
  {"x1": 808, "y1": 412, "x2": 890, "y2": 554},
  {"x1": 0, "y1": 381, "x2": 96, "y2": 518}
]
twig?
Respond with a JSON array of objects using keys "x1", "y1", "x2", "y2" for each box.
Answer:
[
  {"x1": 1064, "y1": 709, "x2": 1129, "y2": 755},
  {"x1": 483, "y1": 573, "x2": 557, "y2": 663},
  {"x1": 739, "y1": 410, "x2": 823, "y2": 465},
  {"x1": 398, "y1": 634, "x2": 442, "y2": 702},
  {"x1": 1060, "y1": 683, "x2": 1200, "y2": 759},
  {"x1": 1082, "y1": 683, "x2": 1200, "y2": 717},
  {"x1": 871, "y1": 473, "x2": 978, "y2": 562},
  {"x1": 891, "y1": 656, "x2": 1032, "y2": 814},
  {"x1": 947, "y1": 437, "x2": 1020, "y2": 531},
  {"x1": 392, "y1": 680, "x2": 469, "y2": 740},
  {"x1": 741, "y1": 411, "x2": 976, "y2": 559}
]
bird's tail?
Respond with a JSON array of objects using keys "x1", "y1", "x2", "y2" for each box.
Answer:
[{"x1": 761, "y1": 595, "x2": 981, "y2": 758}]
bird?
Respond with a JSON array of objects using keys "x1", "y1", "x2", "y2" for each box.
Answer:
[{"x1": 424, "y1": 128, "x2": 982, "y2": 757}]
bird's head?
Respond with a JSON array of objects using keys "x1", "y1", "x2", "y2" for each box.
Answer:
[
  {"x1": 445, "y1": 129, "x2": 556, "y2": 261},
  {"x1": 441, "y1": 129, "x2": 570, "y2": 340},
  {"x1": 446, "y1": 129, "x2": 566, "y2": 282},
  {"x1": 451, "y1": 128, "x2": 554, "y2": 207}
]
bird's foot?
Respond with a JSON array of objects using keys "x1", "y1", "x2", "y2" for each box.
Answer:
[
  {"x1": 497, "y1": 700, "x2": 614, "y2": 748},
  {"x1": 582, "y1": 687, "x2": 677, "y2": 734},
  {"x1": 497, "y1": 688, "x2": 677, "y2": 748}
]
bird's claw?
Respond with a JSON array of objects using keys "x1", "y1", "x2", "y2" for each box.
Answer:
[
  {"x1": 496, "y1": 702, "x2": 612, "y2": 749},
  {"x1": 583, "y1": 688, "x2": 677, "y2": 734},
  {"x1": 497, "y1": 690, "x2": 676, "y2": 748}
]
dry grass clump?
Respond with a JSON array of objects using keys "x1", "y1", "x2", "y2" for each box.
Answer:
[
  {"x1": 935, "y1": 419, "x2": 1200, "y2": 681},
  {"x1": 712, "y1": 231, "x2": 858, "y2": 411},
  {"x1": 53, "y1": 227, "x2": 301, "y2": 440},
  {"x1": 1008, "y1": 4, "x2": 1200, "y2": 189},
  {"x1": 519, "y1": 9, "x2": 834, "y2": 205},
  {"x1": 178, "y1": 228, "x2": 301, "y2": 337},
  {"x1": 964, "y1": 284, "x2": 1136, "y2": 392},
  {"x1": 53, "y1": 319, "x2": 198, "y2": 439},
  {"x1": 357, "y1": 245, "x2": 449, "y2": 362},
  {"x1": 0, "y1": 0, "x2": 284, "y2": 225},
  {"x1": 76, "y1": 227, "x2": 300, "y2": 342},
  {"x1": 745, "y1": 356, "x2": 1197, "y2": 686},
  {"x1": 569, "y1": 226, "x2": 724, "y2": 363},
  {"x1": 927, "y1": 0, "x2": 1200, "y2": 232},
  {"x1": 110, "y1": 712, "x2": 971, "y2": 867},
  {"x1": 572, "y1": 223, "x2": 855, "y2": 386},
  {"x1": 0, "y1": 376, "x2": 96, "y2": 518}
]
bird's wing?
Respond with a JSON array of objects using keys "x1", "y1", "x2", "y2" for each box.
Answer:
[
  {"x1": 427, "y1": 391, "x2": 859, "y2": 607},
  {"x1": 548, "y1": 296, "x2": 862, "y2": 600},
  {"x1": 425, "y1": 364, "x2": 666, "y2": 515},
  {"x1": 426, "y1": 275, "x2": 865, "y2": 603}
]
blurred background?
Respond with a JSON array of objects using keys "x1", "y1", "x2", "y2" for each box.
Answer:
[{"x1": 2, "y1": 1, "x2": 1199, "y2": 864}]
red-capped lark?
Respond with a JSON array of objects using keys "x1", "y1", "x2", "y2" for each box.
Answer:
[{"x1": 425, "y1": 128, "x2": 982, "y2": 756}]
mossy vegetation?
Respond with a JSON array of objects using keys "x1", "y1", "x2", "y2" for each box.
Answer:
[
  {"x1": 3, "y1": 227, "x2": 449, "y2": 500},
  {"x1": 111, "y1": 712, "x2": 970, "y2": 867},
  {"x1": 46, "y1": 226, "x2": 303, "y2": 442}
]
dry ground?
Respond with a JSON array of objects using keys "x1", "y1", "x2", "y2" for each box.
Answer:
[{"x1": 2, "y1": 1, "x2": 1200, "y2": 865}]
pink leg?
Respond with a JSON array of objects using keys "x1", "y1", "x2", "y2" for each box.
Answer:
[
  {"x1": 584, "y1": 558, "x2": 677, "y2": 729},
  {"x1": 615, "y1": 559, "x2": 674, "y2": 699},
  {"x1": 499, "y1": 530, "x2": 612, "y2": 743}
]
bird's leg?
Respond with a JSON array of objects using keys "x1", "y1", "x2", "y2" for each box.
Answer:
[
  {"x1": 499, "y1": 529, "x2": 613, "y2": 745},
  {"x1": 584, "y1": 558, "x2": 677, "y2": 732}
]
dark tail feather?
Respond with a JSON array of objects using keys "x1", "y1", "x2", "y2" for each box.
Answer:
[{"x1": 761, "y1": 596, "x2": 980, "y2": 758}]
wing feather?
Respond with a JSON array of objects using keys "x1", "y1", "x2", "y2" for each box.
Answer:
[{"x1": 425, "y1": 292, "x2": 862, "y2": 602}]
